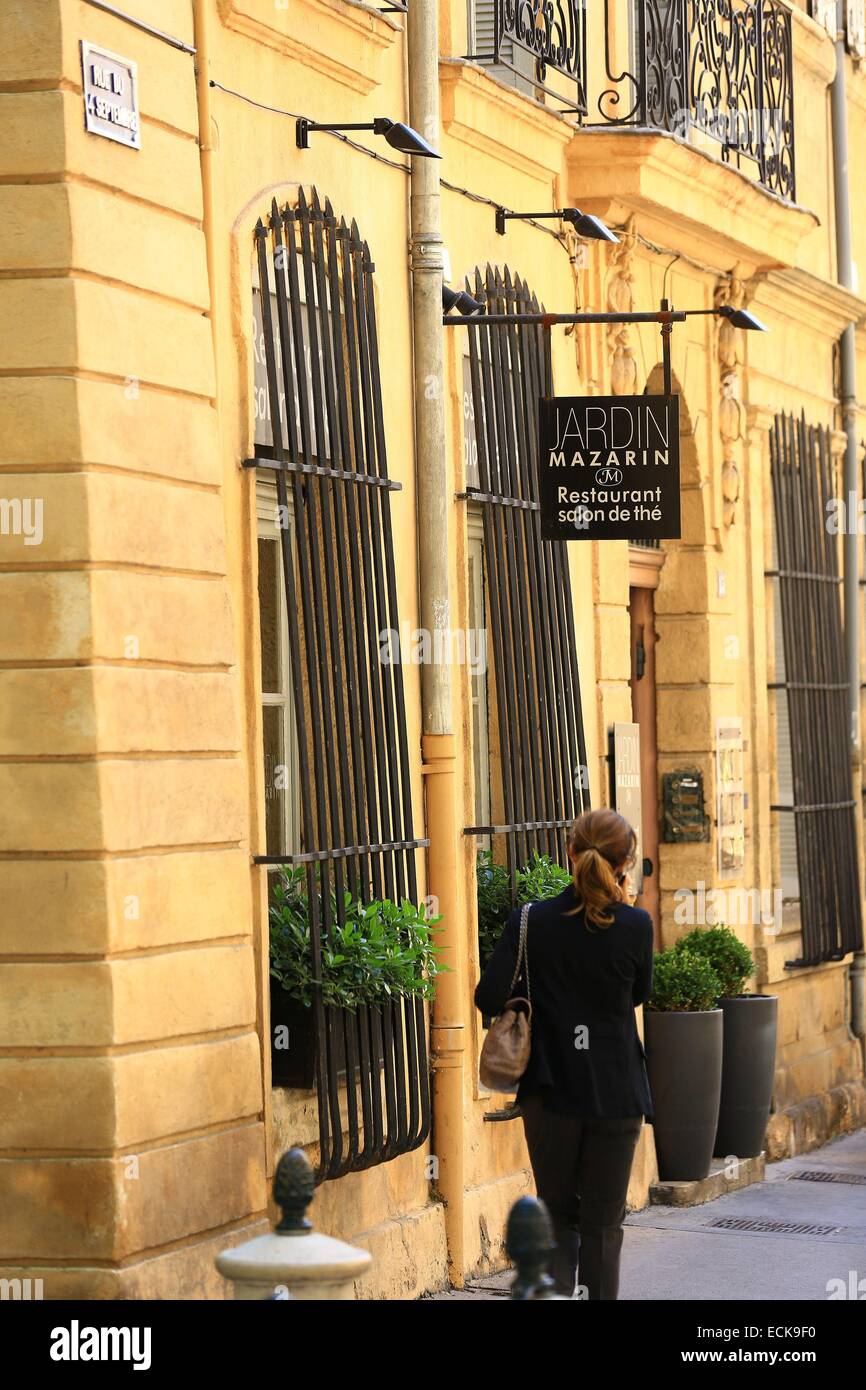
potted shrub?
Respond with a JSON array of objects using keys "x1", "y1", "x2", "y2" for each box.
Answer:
[
  {"x1": 675, "y1": 925, "x2": 778, "y2": 1159},
  {"x1": 476, "y1": 849, "x2": 572, "y2": 970},
  {"x1": 268, "y1": 865, "x2": 444, "y2": 1088},
  {"x1": 644, "y1": 947, "x2": 724, "y2": 1182}
]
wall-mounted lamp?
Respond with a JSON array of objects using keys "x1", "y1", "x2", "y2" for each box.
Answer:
[
  {"x1": 295, "y1": 116, "x2": 440, "y2": 158},
  {"x1": 716, "y1": 303, "x2": 767, "y2": 332},
  {"x1": 494, "y1": 206, "x2": 618, "y2": 242},
  {"x1": 443, "y1": 285, "x2": 485, "y2": 316},
  {"x1": 682, "y1": 303, "x2": 767, "y2": 332}
]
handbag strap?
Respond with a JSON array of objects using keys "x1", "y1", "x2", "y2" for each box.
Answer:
[{"x1": 507, "y1": 903, "x2": 531, "y2": 1003}]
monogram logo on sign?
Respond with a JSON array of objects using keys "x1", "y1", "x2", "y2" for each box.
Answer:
[{"x1": 595, "y1": 467, "x2": 623, "y2": 485}]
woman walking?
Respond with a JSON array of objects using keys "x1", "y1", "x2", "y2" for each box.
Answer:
[{"x1": 475, "y1": 808, "x2": 654, "y2": 1300}]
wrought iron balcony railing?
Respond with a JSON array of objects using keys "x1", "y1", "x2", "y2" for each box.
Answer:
[
  {"x1": 592, "y1": 0, "x2": 795, "y2": 200},
  {"x1": 474, "y1": 0, "x2": 795, "y2": 200}
]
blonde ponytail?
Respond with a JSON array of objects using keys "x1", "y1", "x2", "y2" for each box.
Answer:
[{"x1": 566, "y1": 809, "x2": 637, "y2": 930}]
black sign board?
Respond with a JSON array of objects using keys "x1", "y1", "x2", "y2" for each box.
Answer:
[{"x1": 538, "y1": 394, "x2": 681, "y2": 541}]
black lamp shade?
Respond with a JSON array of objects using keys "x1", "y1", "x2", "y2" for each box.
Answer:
[
  {"x1": 720, "y1": 304, "x2": 767, "y2": 332},
  {"x1": 565, "y1": 209, "x2": 619, "y2": 243},
  {"x1": 443, "y1": 285, "x2": 484, "y2": 316},
  {"x1": 456, "y1": 290, "x2": 484, "y2": 315},
  {"x1": 378, "y1": 119, "x2": 441, "y2": 159}
]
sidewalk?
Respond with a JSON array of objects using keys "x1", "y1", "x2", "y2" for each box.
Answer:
[{"x1": 425, "y1": 1128, "x2": 866, "y2": 1300}]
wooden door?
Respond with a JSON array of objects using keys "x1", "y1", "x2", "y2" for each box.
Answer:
[{"x1": 629, "y1": 584, "x2": 660, "y2": 943}]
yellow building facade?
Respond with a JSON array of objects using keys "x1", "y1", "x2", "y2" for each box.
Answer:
[{"x1": 1, "y1": 0, "x2": 865, "y2": 1299}]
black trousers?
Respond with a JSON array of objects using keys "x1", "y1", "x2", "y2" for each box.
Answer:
[{"x1": 521, "y1": 1094, "x2": 643, "y2": 1300}]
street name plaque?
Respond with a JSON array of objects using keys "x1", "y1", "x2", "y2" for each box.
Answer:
[{"x1": 80, "y1": 41, "x2": 140, "y2": 150}]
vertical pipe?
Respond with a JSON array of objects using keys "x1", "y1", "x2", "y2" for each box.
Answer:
[
  {"x1": 407, "y1": 5, "x2": 465, "y2": 1282},
  {"x1": 830, "y1": 1, "x2": 866, "y2": 1051},
  {"x1": 660, "y1": 298, "x2": 673, "y2": 397},
  {"x1": 409, "y1": 13, "x2": 449, "y2": 740},
  {"x1": 193, "y1": 0, "x2": 218, "y2": 383}
]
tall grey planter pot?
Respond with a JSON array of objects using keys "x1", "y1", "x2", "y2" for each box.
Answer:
[
  {"x1": 644, "y1": 1009, "x2": 723, "y2": 1182},
  {"x1": 713, "y1": 994, "x2": 778, "y2": 1159}
]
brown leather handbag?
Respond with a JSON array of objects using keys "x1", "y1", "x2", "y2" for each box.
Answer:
[{"x1": 479, "y1": 903, "x2": 532, "y2": 1093}]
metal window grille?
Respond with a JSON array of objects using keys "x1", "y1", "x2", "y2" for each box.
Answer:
[
  {"x1": 463, "y1": 266, "x2": 590, "y2": 890},
  {"x1": 768, "y1": 412, "x2": 863, "y2": 966},
  {"x1": 251, "y1": 191, "x2": 430, "y2": 1180}
]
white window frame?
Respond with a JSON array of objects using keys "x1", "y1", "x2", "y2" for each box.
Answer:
[{"x1": 256, "y1": 475, "x2": 300, "y2": 858}]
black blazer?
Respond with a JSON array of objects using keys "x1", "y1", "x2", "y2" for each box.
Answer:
[{"x1": 475, "y1": 888, "x2": 655, "y2": 1119}]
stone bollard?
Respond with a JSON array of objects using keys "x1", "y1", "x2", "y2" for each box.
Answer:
[
  {"x1": 506, "y1": 1196, "x2": 567, "y2": 1300},
  {"x1": 216, "y1": 1147, "x2": 372, "y2": 1300}
]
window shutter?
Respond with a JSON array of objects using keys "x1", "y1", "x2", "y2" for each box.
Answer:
[
  {"x1": 470, "y1": 0, "x2": 536, "y2": 95},
  {"x1": 847, "y1": 0, "x2": 866, "y2": 59},
  {"x1": 810, "y1": 0, "x2": 836, "y2": 36}
]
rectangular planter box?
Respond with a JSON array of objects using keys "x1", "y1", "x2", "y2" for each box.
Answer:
[
  {"x1": 270, "y1": 986, "x2": 386, "y2": 1089},
  {"x1": 270, "y1": 981, "x2": 316, "y2": 1089}
]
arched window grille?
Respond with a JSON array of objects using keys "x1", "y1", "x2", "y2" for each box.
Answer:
[
  {"x1": 250, "y1": 191, "x2": 430, "y2": 1180},
  {"x1": 463, "y1": 266, "x2": 590, "y2": 894}
]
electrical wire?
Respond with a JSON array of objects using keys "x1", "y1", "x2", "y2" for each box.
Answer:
[
  {"x1": 209, "y1": 79, "x2": 571, "y2": 247},
  {"x1": 83, "y1": 0, "x2": 196, "y2": 53},
  {"x1": 439, "y1": 179, "x2": 570, "y2": 245},
  {"x1": 208, "y1": 81, "x2": 415, "y2": 172},
  {"x1": 209, "y1": 78, "x2": 734, "y2": 283},
  {"x1": 617, "y1": 226, "x2": 735, "y2": 283}
]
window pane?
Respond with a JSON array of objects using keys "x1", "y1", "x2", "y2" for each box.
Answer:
[
  {"x1": 258, "y1": 536, "x2": 281, "y2": 695},
  {"x1": 252, "y1": 287, "x2": 331, "y2": 460},
  {"x1": 462, "y1": 357, "x2": 479, "y2": 489},
  {"x1": 263, "y1": 704, "x2": 287, "y2": 857},
  {"x1": 468, "y1": 534, "x2": 491, "y2": 842}
]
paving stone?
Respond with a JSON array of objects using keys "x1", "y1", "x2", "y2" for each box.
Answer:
[{"x1": 423, "y1": 1128, "x2": 866, "y2": 1301}]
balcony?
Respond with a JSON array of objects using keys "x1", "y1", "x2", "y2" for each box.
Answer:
[{"x1": 473, "y1": 0, "x2": 795, "y2": 200}]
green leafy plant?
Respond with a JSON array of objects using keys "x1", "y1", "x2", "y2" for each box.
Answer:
[
  {"x1": 476, "y1": 851, "x2": 511, "y2": 969},
  {"x1": 269, "y1": 864, "x2": 444, "y2": 1010},
  {"x1": 517, "y1": 850, "x2": 573, "y2": 905},
  {"x1": 673, "y1": 924, "x2": 755, "y2": 998},
  {"x1": 646, "y1": 946, "x2": 723, "y2": 1013},
  {"x1": 476, "y1": 850, "x2": 572, "y2": 968}
]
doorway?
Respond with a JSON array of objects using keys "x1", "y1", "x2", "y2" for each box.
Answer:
[{"x1": 629, "y1": 577, "x2": 660, "y2": 943}]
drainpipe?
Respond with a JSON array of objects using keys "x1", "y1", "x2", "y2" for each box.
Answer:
[
  {"x1": 192, "y1": 0, "x2": 219, "y2": 384},
  {"x1": 830, "y1": 1, "x2": 866, "y2": 1058},
  {"x1": 407, "y1": 9, "x2": 466, "y2": 1280}
]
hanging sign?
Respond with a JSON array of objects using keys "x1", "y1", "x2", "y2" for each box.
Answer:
[
  {"x1": 80, "y1": 42, "x2": 140, "y2": 149},
  {"x1": 538, "y1": 394, "x2": 681, "y2": 541}
]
